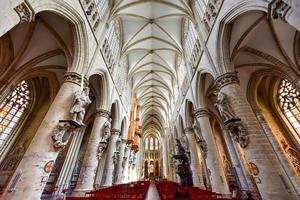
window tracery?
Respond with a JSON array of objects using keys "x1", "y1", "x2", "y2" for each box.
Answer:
[
  {"x1": 0, "y1": 80, "x2": 30, "y2": 149},
  {"x1": 278, "y1": 79, "x2": 300, "y2": 138}
]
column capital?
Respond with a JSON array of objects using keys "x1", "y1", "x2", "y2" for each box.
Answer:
[
  {"x1": 184, "y1": 127, "x2": 194, "y2": 134},
  {"x1": 63, "y1": 72, "x2": 88, "y2": 87},
  {"x1": 95, "y1": 109, "x2": 111, "y2": 118},
  {"x1": 111, "y1": 129, "x2": 121, "y2": 136},
  {"x1": 215, "y1": 72, "x2": 239, "y2": 90},
  {"x1": 194, "y1": 108, "x2": 210, "y2": 118}
]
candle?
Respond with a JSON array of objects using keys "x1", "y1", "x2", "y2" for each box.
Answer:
[{"x1": 80, "y1": 74, "x2": 84, "y2": 91}]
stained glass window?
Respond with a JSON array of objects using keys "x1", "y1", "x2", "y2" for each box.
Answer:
[
  {"x1": 278, "y1": 79, "x2": 300, "y2": 138},
  {"x1": 145, "y1": 138, "x2": 149, "y2": 150},
  {"x1": 154, "y1": 138, "x2": 159, "y2": 150},
  {"x1": 149, "y1": 137, "x2": 154, "y2": 150},
  {"x1": 0, "y1": 80, "x2": 30, "y2": 149}
]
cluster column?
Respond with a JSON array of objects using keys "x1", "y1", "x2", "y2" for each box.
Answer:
[
  {"x1": 184, "y1": 127, "x2": 204, "y2": 188},
  {"x1": 101, "y1": 129, "x2": 121, "y2": 186},
  {"x1": 194, "y1": 108, "x2": 230, "y2": 194},
  {"x1": 115, "y1": 139, "x2": 127, "y2": 184},
  {"x1": 73, "y1": 109, "x2": 110, "y2": 196},
  {"x1": 214, "y1": 72, "x2": 298, "y2": 200},
  {"x1": 3, "y1": 72, "x2": 86, "y2": 200}
]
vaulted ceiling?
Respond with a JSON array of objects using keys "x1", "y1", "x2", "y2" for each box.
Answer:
[{"x1": 111, "y1": 0, "x2": 193, "y2": 136}]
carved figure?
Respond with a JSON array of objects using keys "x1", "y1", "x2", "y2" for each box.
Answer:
[
  {"x1": 102, "y1": 118, "x2": 112, "y2": 142},
  {"x1": 52, "y1": 122, "x2": 71, "y2": 149},
  {"x1": 226, "y1": 120, "x2": 249, "y2": 148},
  {"x1": 70, "y1": 87, "x2": 91, "y2": 125},
  {"x1": 116, "y1": 137, "x2": 121, "y2": 152},
  {"x1": 215, "y1": 91, "x2": 236, "y2": 122},
  {"x1": 180, "y1": 134, "x2": 189, "y2": 152}
]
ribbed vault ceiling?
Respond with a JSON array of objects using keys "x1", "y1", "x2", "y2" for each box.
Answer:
[{"x1": 112, "y1": 0, "x2": 192, "y2": 136}]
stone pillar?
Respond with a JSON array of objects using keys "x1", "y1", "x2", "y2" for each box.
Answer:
[
  {"x1": 101, "y1": 129, "x2": 121, "y2": 186},
  {"x1": 214, "y1": 72, "x2": 298, "y2": 200},
  {"x1": 2, "y1": 72, "x2": 85, "y2": 200},
  {"x1": 73, "y1": 109, "x2": 110, "y2": 196},
  {"x1": 115, "y1": 139, "x2": 127, "y2": 184},
  {"x1": 122, "y1": 144, "x2": 131, "y2": 182},
  {"x1": 222, "y1": 128, "x2": 251, "y2": 191},
  {"x1": 184, "y1": 127, "x2": 204, "y2": 187},
  {"x1": 161, "y1": 136, "x2": 168, "y2": 179},
  {"x1": 54, "y1": 126, "x2": 86, "y2": 195},
  {"x1": 194, "y1": 108, "x2": 230, "y2": 194}
]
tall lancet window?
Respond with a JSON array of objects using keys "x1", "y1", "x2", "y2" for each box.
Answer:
[
  {"x1": 145, "y1": 138, "x2": 149, "y2": 150},
  {"x1": 150, "y1": 137, "x2": 154, "y2": 150},
  {"x1": 278, "y1": 79, "x2": 300, "y2": 140},
  {"x1": 0, "y1": 81, "x2": 30, "y2": 149}
]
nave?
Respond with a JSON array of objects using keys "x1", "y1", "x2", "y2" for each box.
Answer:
[{"x1": 0, "y1": 0, "x2": 299, "y2": 200}]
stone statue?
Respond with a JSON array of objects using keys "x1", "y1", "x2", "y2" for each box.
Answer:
[
  {"x1": 70, "y1": 87, "x2": 91, "y2": 126},
  {"x1": 180, "y1": 134, "x2": 189, "y2": 152},
  {"x1": 215, "y1": 91, "x2": 236, "y2": 123},
  {"x1": 102, "y1": 118, "x2": 112, "y2": 142},
  {"x1": 174, "y1": 139, "x2": 185, "y2": 155},
  {"x1": 226, "y1": 120, "x2": 249, "y2": 148},
  {"x1": 52, "y1": 122, "x2": 72, "y2": 149},
  {"x1": 116, "y1": 136, "x2": 121, "y2": 153},
  {"x1": 97, "y1": 119, "x2": 112, "y2": 160}
]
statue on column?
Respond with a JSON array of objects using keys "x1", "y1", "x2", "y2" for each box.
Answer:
[
  {"x1": 52, "y1": 86, "x2": 91, "y2": 150},
  {"x1": 215, "y1": 91, "x2": 236, "y2": 123},
  {"x1": 214, "y1": 91, "x2": 250, "y2": 148},
  {"x1": 52, "y1": 121, "x2": 74, "y2": 150},
  {"x1": 226, "y1": 120, "x2": 249, "y2": 148},
  {"x1": 70, "y1": 87, "x2": 91, "y2": 126},
  {"x1": 180, "y1": 134, "x2": 189, "y2": 152},
  {"x1": 116, "y1": 136, "x2": 121, "y2": 153},
  {"x1": 97, "y1": 118, "x2": 112, "y2": 160}
]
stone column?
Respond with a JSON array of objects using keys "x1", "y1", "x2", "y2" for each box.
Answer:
[
  {"x1": 122, "y1": 144, "x2": 131, "y2": 182},
  {"x1": 194, "y1": 108, "x2": 230, "y2": 194},
  {"x1": 73, "y1": 109, "x2": 110, "y2": 196},
  {"x1": 184, "y1": 127, "x2": 203, "y2": 188},
  {"x1": 54, "y1": 126, "x2": 86, "y2": 195},
  {"x1": 101, "y1": 129, "x2": 121, "y2": 186},
  {"x1": 214, "y1": 72, "x2": 298, "y2": 200},
  {"x1": 2, "y1": 72, "x2": 85, "y2": 200},
  {"x1": 161, "y1": 136, "x2": 168, "y2": 179},
  {"x1": 115, "y1": 139, "x2": 127, "y2": 184},
  {"x1": 222, "y1": 128, "x2": 251, "y2": 191}
]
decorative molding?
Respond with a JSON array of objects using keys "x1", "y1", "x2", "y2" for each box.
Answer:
[
  {"x1": 269, "y1": 0, "x2": 291, "y2": 22},
  {"x1": 14, "y1": 0, "x2": 35, "y2": 24},
  {"x1": 95, "y1": 109, "x2": 111, "y2": 118},
  {"x1": 63, "y1": 72, "x2": 88, "y2": 87},
  {"x1": 194, "y1": 108, "x2": 210, "y2": 118},
  {"x1": 215, "y1": 72, "x2": 239, "y2": 90},
  {"x1": 111, "y1": 129, "x2": 121, "y2": 136}
]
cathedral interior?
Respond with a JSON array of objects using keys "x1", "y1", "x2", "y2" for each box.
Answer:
[{"x1": 0, "y1": 0, "x2": 300, "y2": 200}]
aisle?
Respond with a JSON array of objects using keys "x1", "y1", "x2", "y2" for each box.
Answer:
[{"x1": 144, "y1": 181, "x2": 161, "y2": 200}]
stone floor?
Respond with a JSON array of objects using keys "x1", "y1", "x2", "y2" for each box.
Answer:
[{"x1": 144, "y1": 181, "x2": 161, "y2": 200}]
